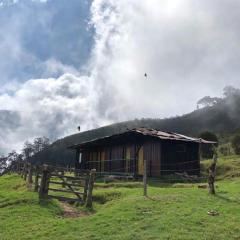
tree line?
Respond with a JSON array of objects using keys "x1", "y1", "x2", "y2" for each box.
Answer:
[{"x1": 0, "y1": 137, "x2": 50, "y2": 175}]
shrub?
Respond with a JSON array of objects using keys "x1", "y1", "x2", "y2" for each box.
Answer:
[
  {"x1": 231, "y1": 134, "x2": 240, "y2": 155},
  {"x1": 219, "y1": 144, "x2": 231, "y2": 156}
]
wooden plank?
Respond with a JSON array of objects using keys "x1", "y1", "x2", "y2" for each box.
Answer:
[
  {"x1": 50, "y1": 174, "x2": 86, "y2": 180},
  {"x1": 48, "y1": 188, "x2": 84, "y2": 195},
  {"x1": 143, "y1": 159, "x2": 147, "y2": 196},
  {"x1": 138, "y1": 146, "x2": 144, "y2": 175},
  {"x1": 49, "y1": 181, "x2": 85, "y2": 187},
  {"x1": 48, "y1": 195, "x2": 83, "y2": 203},
  {"x1": 86, "y1": 169, "x2": 96, "y2": 208},
  {"x1": 49, "y1": 181, "x2": 81, "y2": 187},
  {"x1": 39, "y1": 167, "x2": 51, "y2": 200},
  {"x1": 57, "y1": 175, "x2": 83, "y2": 201},
  {"x1": 51, "y1": 165, "x2": 90, "y2": 173}
]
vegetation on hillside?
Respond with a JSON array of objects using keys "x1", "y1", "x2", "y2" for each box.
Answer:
[
  {"x1": 201, "y1": 155, "x2": 240, "y2": 179},
  {"x1": 231, "y1": 134, "x2": 240, "y2": 155},
  {"x1": 30, "y1": 86, "x2": 240, "y2": 166},
  {"x1": 0, "y1": 137, "x2": 50, "y2": 175}
]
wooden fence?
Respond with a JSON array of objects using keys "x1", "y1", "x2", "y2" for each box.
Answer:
[{"x1": 16, "y1": 162, "x2": 96, "y2": 207}]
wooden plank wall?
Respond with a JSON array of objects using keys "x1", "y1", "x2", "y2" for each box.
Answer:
[
  {"x1": 144, "y1": 141, "x2": 161, "y2": 177},
  {"x1": 78, "y1": 139, "x2": 200, "y2": 176}
]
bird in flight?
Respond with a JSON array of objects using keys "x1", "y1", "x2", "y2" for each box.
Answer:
[{"x1": 144, "y1": 73, "x2": 147, "y2": 77}]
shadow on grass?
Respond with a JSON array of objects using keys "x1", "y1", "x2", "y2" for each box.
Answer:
[
  {"x1": 215, "y1": 193, "x2": 240, "y2": 204},
  {"x1": 0, "y1": 199, "x2": 36, "y2": 208},
  {"x1": 93, "y1": 191, "x2": 122, "y2": 204}
]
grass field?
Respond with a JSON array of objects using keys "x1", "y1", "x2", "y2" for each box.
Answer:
[{"x1": 0, "y1": 156, "x2": 240, "y2": 240}]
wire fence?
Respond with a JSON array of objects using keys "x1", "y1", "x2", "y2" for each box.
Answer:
[
  {"x1": 86, "y1": 158, "x2": 201, "y2": 176},
  {"x1": 86, "y1": 158, "x2": 200, "y2": 166},
  {"x1": 95, "y1": 160, "x2": 207, "y2": 183}
]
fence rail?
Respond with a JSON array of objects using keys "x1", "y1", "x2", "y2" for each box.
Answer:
[{"x1": 16, "y1": 162, "x2": 96, "y2": 208}]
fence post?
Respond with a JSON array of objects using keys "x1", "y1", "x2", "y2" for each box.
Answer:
[
  {"x1": 85, "y1": 169, "x2": 96, "y2": 208},
  {"x1": 27, "y1": 163, "x2": 33, "y2": 188},
  {"x1": 59, "y1": 170, "x2": 65, "y2": 188},
  {"x1": 143, "y1": 159, "x2": 147, "y2": 197},
  {"x1": 34, "y1": 166, "x2": 40, "y2": 192},
  {"x1": 17, "y1": 161, "x2": 20, "y2": 174},
  {"x1": 20, "y1": 162, "x2": 24, "y2": 178},
  {"x1": 23, "y1": 163, "x2": 28, "y2": 181},
  {"x1": 83, "y1": 173, "x2": 90, "y2": 202},
  {"x1": 208, "y1": 152, "x2": 217, "y2": 195},
  {"x1": 39, "y1": 165, "x2": 51, "y2": 200}
]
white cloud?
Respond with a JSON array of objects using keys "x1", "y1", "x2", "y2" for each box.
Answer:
[
  {"x1": 89, "y1": 0, "x2": 240, "y2": 119},
  {"x1": 0, "y1": 73, "x2": 115, "y2": 153},
  {"x1": 1, "y1": 0, "x2": 240, "y2": 153}
]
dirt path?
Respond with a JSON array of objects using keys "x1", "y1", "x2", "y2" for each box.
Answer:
[{"x1": 59, "y1": 202, "x2": 89, "y2": 218}]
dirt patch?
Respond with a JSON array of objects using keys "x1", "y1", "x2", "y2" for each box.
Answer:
[{"x1": 58, "y1": 202, "x2": 89, "y2": 218}]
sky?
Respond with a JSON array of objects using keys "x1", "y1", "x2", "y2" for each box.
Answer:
[{"x1": 0, "y1": 0, "x2": 240, "y2": 153}]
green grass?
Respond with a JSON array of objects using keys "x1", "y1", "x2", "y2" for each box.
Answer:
[{"x1": 1, "y1": 157, "x2": 240, "y2": 240}]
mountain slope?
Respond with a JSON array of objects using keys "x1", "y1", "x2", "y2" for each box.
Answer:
[{"x1": 32, "y1": 93, "x2": 240, "y2": 166}]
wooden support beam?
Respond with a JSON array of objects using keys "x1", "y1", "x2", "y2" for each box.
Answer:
[
  {"x1": 39, "y1": 165, "x2": 51, "y2": 200},
  {"x1": 23, "y1": 162, "x2": 28, "y2": 181},
  {"x1": 83, "y1": 174, "x2": 90, "y2": 202},
  {"x1": 27, "y1": 163, "x2": 33, "y2": 189},
  {"x1": 208, "y1": 152, "x2": 217, "y2": 195},
  {"x1": 85, "y1": 169, "x2": 96, "y2": 208},
  {"x1": 143, "y1": 159, "x2": 147, "y2": 197}
]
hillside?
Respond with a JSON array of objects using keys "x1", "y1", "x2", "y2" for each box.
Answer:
[
  {"x1": 1, "y1": 156, "x2": 240, "y2": 240},
  {"x1": 32, "y1": 92, "x2": 240, "y2": 166}
]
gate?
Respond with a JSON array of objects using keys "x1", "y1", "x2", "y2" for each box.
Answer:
[{"x1": 37, "y1": 165, "x2": 96, "y2": 207}]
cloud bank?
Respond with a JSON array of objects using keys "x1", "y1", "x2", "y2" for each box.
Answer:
[{"x1": 1, "y1": 0, "x2": 240, "y2": 153}]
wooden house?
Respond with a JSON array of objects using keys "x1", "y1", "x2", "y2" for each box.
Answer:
[{"x1": 69, "y1": 128, "x2": 215, "y2": 177}]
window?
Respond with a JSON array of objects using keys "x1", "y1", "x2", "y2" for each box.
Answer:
[{"x1": 176, "y1": 144, "x2": 186, "y2": 152}]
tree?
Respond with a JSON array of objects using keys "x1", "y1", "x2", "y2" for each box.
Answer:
[
  {"x1": 223, "y1": 86, "x2": 240, "y2": 98},
  {"x1": 219, "y1": 144, "x2": 231, "y2": 156},
  {"x1": 0, "y1": 155, "x2": 8, "y2": 174},
  {"x1": 33, "y1": 137, "x2": 50, "y2": 154},
  {"x1": 231, "y1": 134, "x2": 240, "y2": 155},
  {"x1": 199, "y1": 131, "x2": 218, "y2": 159},
  {"x1": 22, "y1": 141, "x2": 34, "y2": 161},
  {"x1": 197, "y1": 96, "x2": 222, "y2": 109},
  {"x1": 0, "y1": 151, "x2": 22, "y2": 175}
]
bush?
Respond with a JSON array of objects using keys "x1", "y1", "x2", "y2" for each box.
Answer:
[
  {"x1": 219, "y1": 144, "x2": 231, "y2": 156},
  {"x1": 231, "y1": 134, "x2": 240, "y2": 155}
]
